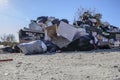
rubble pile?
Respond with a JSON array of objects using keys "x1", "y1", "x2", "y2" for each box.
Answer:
[{"x1": 18, "y1": 14, "x2": 120, "y2": 55}]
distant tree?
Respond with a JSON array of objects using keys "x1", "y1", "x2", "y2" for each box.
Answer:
[
  {"x1": 1, "y1": 34, "x2": 16, "y2": 42},
  {"x1": 0, "y1": 34, "x2": 17, "y2": 47},
  {"x1": 0, "y1": 34, "x2": 7, "y2": 42},
  {"x1": 7, "y1": 34, "x2": 16, "y2": 42}
]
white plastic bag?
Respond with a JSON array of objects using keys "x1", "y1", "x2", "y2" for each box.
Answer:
[{"x1": 18, "y1": 40, "x2": 47, "y2": 55}]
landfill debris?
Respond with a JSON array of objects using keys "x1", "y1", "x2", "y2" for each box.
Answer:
[
  {"x1": 19, "y1": 28, "x2": 44, "y2": 43},
  {"x1": 1, "y1": 47, "x2": 14, "y2": 53},
  {"x1": 51, "y1": 36, "x2": 70, "y2": 48},
  {"x1": 61, "y1": 35, "x2": 95, "y2": 51},
  {"x1": 45, "y1": 25, "x2": 58, "y2": 40},
  {"x1": 58, "y1": 21, "x2": 82, "y2": 42},
  {"x1": 42, "y1": 40, "x2": 60, "y2": 53},
  {"x1": 0, "y1": 45, "x2": 20, "y2": 53},
  {"x1": 29, "y1": 20, "x2": 43, "y2": 31},
  {"x1": 17, "y1": 15, "x2": 120, "y2": 54}
]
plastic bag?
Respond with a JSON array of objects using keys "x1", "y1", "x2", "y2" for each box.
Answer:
[{"x1": 18, "y1": 40, "x2": 47, "y2": 55}]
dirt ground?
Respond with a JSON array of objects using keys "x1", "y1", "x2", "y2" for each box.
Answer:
[{"x1": 0, "y1": 49, "x2": 120, "y2": 80}]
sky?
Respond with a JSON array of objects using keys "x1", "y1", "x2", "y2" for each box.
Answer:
[{"x1": 0, "y1": 0, "x2": 120, "y2": 41}]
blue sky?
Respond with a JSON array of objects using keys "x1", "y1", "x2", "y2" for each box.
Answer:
[{"x1": 0, "y1": 0, "x2": 120, "y2": 41}]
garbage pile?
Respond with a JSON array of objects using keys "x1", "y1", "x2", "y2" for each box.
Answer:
[{"x1": 18, "y1": 14, "x2": 120, "y2": 55}]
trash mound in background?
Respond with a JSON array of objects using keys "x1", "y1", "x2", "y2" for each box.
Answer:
[{"x1": 15, "y1": 15, "x2": 120, "y2": 55}]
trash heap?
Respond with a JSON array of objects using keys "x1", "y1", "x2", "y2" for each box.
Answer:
[{"x1": 18, "y1": 14, "x2": 120, "y2": 55}]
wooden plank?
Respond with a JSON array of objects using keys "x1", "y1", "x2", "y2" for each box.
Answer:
[{"x1": 0, "y1": 59, "x2": 13, "y2": 62}]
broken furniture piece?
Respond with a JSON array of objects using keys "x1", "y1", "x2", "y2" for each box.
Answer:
[{"x1": 19, "y1": 28, "x2": 44, "y2": 43}]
